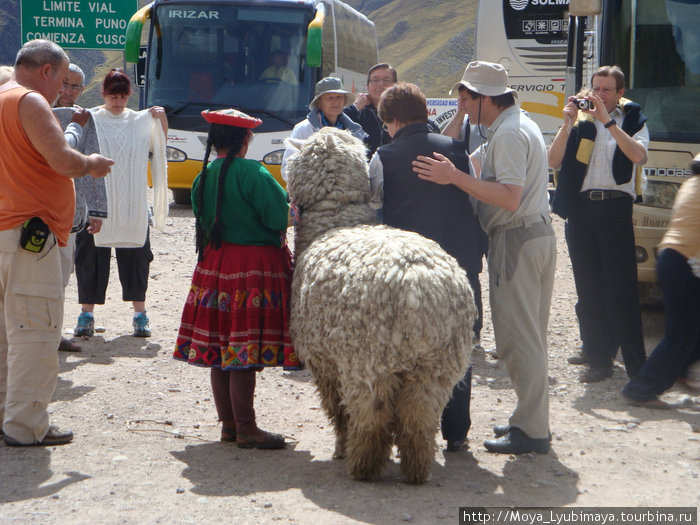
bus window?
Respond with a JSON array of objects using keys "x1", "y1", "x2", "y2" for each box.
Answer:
[
  {"x1": 146, "y1": 4, "x2": 313, "y2": 129},
  {"x1": 607, "y1": 0, "x2": 700, "y2": 143}
]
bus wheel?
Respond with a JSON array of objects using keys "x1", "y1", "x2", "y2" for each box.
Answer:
[{"x1": 172, "y1": 188, "x2": 191, "y2": 205}]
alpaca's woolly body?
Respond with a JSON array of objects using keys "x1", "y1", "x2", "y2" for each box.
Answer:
[{"x1": 288, "y1": 128, "x2": 476, "y2": 483}]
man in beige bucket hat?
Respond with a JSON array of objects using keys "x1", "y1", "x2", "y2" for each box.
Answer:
[
  {"x1": 450, "y1": 60, "x2": 517, "y2": 97},
  {"x1": 413, "y1": 60, "x2": 556, "y2": 455}
]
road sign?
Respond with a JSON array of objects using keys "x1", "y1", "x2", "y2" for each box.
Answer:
[{"x1": 21, "y1": 1, "x2": 138, "y2": 50}]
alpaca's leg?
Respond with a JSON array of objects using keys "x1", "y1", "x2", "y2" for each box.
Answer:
[
  {"x1": 344, "y1": 380, "x2": 396, "y2": 481},
  {"x1": 333, "y1": 406, "x2": 349, "y2": 460},
  {"x1": 394, "y1": 377, "x2": 446, "y2": 484},
  {"x1": 310, "y1": 367, "x2": 347, "y2": 459}
]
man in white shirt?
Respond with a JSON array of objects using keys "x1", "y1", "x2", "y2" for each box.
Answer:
[{"x1": 548, "y1": 65, "x2": 648, "y2": 383}]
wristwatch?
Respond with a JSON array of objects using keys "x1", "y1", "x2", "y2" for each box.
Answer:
[{"x1": 604, "y1": 119, "x2": 617, "y2": 129}]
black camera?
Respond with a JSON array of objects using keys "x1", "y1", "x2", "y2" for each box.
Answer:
[{"x1": 575, "y1": 98, "x2": 594, "y2": 110}]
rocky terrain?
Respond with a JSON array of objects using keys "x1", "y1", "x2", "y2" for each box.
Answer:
[{"x1": 1, "y1": 198, "x2": 698, "y2": 524}]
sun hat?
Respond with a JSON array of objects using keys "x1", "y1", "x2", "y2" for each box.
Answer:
[
  {"x1": 309, "y1": 77, "x2": 355, "y2": 110},
  {"x1": 449, "y1": 61, "x2": 516, "y2": 97},
  {"x1": 201, "y1": 108, "x2": 262, "y2": 128}
]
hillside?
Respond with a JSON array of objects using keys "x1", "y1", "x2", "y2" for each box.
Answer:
[
  {"x1": 1, "y1": 0, "x2": 475, "y2": 100},
  {"x1": 348, "y1": 0, "x2": 477, "y2": 97}
]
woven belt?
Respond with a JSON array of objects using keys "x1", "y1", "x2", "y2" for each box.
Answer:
[{"x1": 580, "y1": 189, "x2": 632, "y2": 201}]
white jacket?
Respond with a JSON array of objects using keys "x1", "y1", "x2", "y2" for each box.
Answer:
[
  {"x1": 91, "y1": 108, "x2": 168, "y2": 248},
  {"x1": 281, "y1": 108, "x2": 367, "y2": 182}
]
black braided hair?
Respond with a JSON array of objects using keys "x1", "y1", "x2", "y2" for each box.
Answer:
[
  {"x1": 194, "y1": 136, "x2": 214, "y2": 260},
  {"x1": 194, "y1": 123, "x2": 249, "y2": 258}
]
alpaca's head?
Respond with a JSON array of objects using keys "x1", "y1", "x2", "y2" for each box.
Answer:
[{"x1": 286, "y1": 127, "x2": 370, "y2": 211}]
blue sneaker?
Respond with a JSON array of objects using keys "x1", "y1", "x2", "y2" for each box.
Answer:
[
  {"x1": 73, "y1": 312, "x2": 94, "y2": 337},
  {"x1": 132, "y1": 312, "x2": 151, "y2": 337}
]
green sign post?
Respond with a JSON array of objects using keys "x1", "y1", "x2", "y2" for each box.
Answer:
[{"x1": 21, "y1": 0, "x2": 138, "y2": 50}]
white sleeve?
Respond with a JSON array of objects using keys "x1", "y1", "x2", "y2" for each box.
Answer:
[
  {"x1": 368, "y1": 152, "x2": 384, "y2": 210},
  {"x1": 281, "y1": 122, "x2": 312, "y2": 182},
  {"x1": 633, "y1": 122, "x2": 650, "y2": 165},
  {"x1": 149, "y1": 118, "x2": 169, "y2": 229},
  {"x1": 64, "y1": 122, "x2": 83, "y2": 149}
]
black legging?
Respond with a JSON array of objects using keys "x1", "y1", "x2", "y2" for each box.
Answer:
[{"x1": 74, "y1": 227, "x2": 153, "y2": 304}]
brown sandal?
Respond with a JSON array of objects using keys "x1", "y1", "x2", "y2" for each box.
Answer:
[
  {"x1": 58, "y1": 337, "x2": 82, "y2": 352},
  {"x1": 220, "y1": 427, "x2": 237, "y2": 442},
  {"x1": 236, "y1": 431, "x2": 285, "y2": 449}
]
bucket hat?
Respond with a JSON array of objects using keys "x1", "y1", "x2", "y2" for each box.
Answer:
[
  {"x1": 449, "y1": 61, "x2": 516, "y2": 97},
  {"x1": 309, "y1": 77, "x2": 355, "y2": 110}
]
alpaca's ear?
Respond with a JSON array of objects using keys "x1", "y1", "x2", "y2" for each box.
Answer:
[
  {"x1": 322, "y1": 129, "x2": 340, "y2": 149},
  {"x1": 285, "y1": 137, "x2": 305, "y2": 152}
]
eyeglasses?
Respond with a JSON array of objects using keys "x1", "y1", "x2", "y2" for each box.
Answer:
[
  {"x1": 62, "y1": 82, "x2": 83, "y2": 92},
  {"x1": 368, "y1": 78, "x2": 394, "y2": 86}
]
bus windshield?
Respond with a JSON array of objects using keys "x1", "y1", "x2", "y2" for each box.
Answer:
[
  {"x1": 146, "y1": 4, "x2": 314, "y2": 131},
  {"x1": 606, "y1": 0, "x2": 700, "y2": 143}
]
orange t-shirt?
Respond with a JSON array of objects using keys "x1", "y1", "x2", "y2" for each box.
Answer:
[{"x1": 0, "y1": 84, "x2": 75, "y2": 246}]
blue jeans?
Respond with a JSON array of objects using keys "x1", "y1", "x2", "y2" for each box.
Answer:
[{"x1": 623, "y1": 248, "x2": 700, "y2": 400}]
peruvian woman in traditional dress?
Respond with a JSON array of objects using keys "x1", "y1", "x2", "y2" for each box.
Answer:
[
  {"x1": 73, "y1": 69, "x2": 168, "y2": 338},
  {"x1": 173, "y1": 109, "x2": 297, "y2": 449}
]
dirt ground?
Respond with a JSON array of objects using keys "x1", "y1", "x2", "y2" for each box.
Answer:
[{"x1": 1, "y1": 197, "x2": 699, "y2": 524}]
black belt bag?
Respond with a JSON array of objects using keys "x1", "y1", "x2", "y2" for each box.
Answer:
[{"x1": 20, "y1": 217, "x2": 50, "y2": 253}]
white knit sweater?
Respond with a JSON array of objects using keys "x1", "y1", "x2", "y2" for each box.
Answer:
[{"x1": 91, "y1": 107, "x2": 168, "y2": 248}]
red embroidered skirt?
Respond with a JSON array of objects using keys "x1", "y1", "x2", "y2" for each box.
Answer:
[{"x1": 174, "y1": 242, "x2": 299, "y2": 370}]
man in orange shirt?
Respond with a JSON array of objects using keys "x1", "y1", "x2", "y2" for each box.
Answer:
[{"x1": 0, "y1": 40, "x2": 113, "y2": 446}]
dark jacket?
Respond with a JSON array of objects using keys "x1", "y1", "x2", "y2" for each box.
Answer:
[
  {"x1": 378, "y1": 122, "x2": 479, "y2": 273},
  {"x1": 344, "y1": 103, "x2": 390, "y2": 159}
]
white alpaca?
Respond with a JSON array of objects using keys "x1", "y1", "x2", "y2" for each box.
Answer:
[{"x1": 287, "y1": 128, "x2": 476, "y2": 483}]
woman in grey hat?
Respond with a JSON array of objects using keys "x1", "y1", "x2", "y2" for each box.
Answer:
[{"x1": 281, "y1": 77, "x2": 366, "y2": 182}]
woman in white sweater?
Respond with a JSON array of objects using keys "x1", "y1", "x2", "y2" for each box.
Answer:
[{"x1": 73, "y1": 69, "x2": 168, "y2": 338}]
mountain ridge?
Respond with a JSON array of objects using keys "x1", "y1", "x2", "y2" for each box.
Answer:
[{"x1": 0, "y1": 0, "x2": 477, "y2": 100}]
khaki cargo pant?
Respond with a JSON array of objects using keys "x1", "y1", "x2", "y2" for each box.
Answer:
[
  {"x1": 488, "y1": 215, "x2": 556, "y2": 440},
  {"x1": 0, "y1": 225, "x2": 63, "y2": 443}
]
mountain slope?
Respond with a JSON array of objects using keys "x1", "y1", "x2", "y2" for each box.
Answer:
[
  {"x1": 1, "y1": 0, "x2": 476, "y2": 100},
  {"x1": 348, "y1": 0, "x2": 477, "y2": 97}
]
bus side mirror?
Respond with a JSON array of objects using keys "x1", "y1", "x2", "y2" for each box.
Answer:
[
  {"x1": 125, "y1": 3, "x2": 153, "y2": 63},
  {"x1": 569, "y1": 0, "x2": 602, "y2": 16},
  {"x1": 307, "y1": 3, "x2": 325, "y2": 68}
]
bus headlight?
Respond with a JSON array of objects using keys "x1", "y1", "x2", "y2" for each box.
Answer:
[
  {"x1": 263, "y1": 150, "x2": 285, "y2": 165},
  {"x1": 635, "y1": 246, "x2": 648, "y2": 263},
  {"x1": 166, "y1": 146, "x2": 187, "y2": 162},
  {"x1": 637, "y1": 180, "x2": 679, "y2": 209}
]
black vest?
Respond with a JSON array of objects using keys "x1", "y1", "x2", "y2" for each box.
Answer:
[
  {"x1": 552, "y1": 99, "x2": 647, "y2": 219},
  {"x1": 378, "y1": 122, "x2": 479, "y2": 273}
]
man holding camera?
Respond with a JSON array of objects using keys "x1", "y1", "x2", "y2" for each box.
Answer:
[{"x1": 549, "y1": 65, "x2": 648, "y2": 383}]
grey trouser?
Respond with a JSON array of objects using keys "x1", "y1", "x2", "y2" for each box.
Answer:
[
  {"x1": 0, "y1": 225, "x2": 63, "y2": 443},
  {"x1": 488, "y1": 214, "x2": 556, "y2": 439}
]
